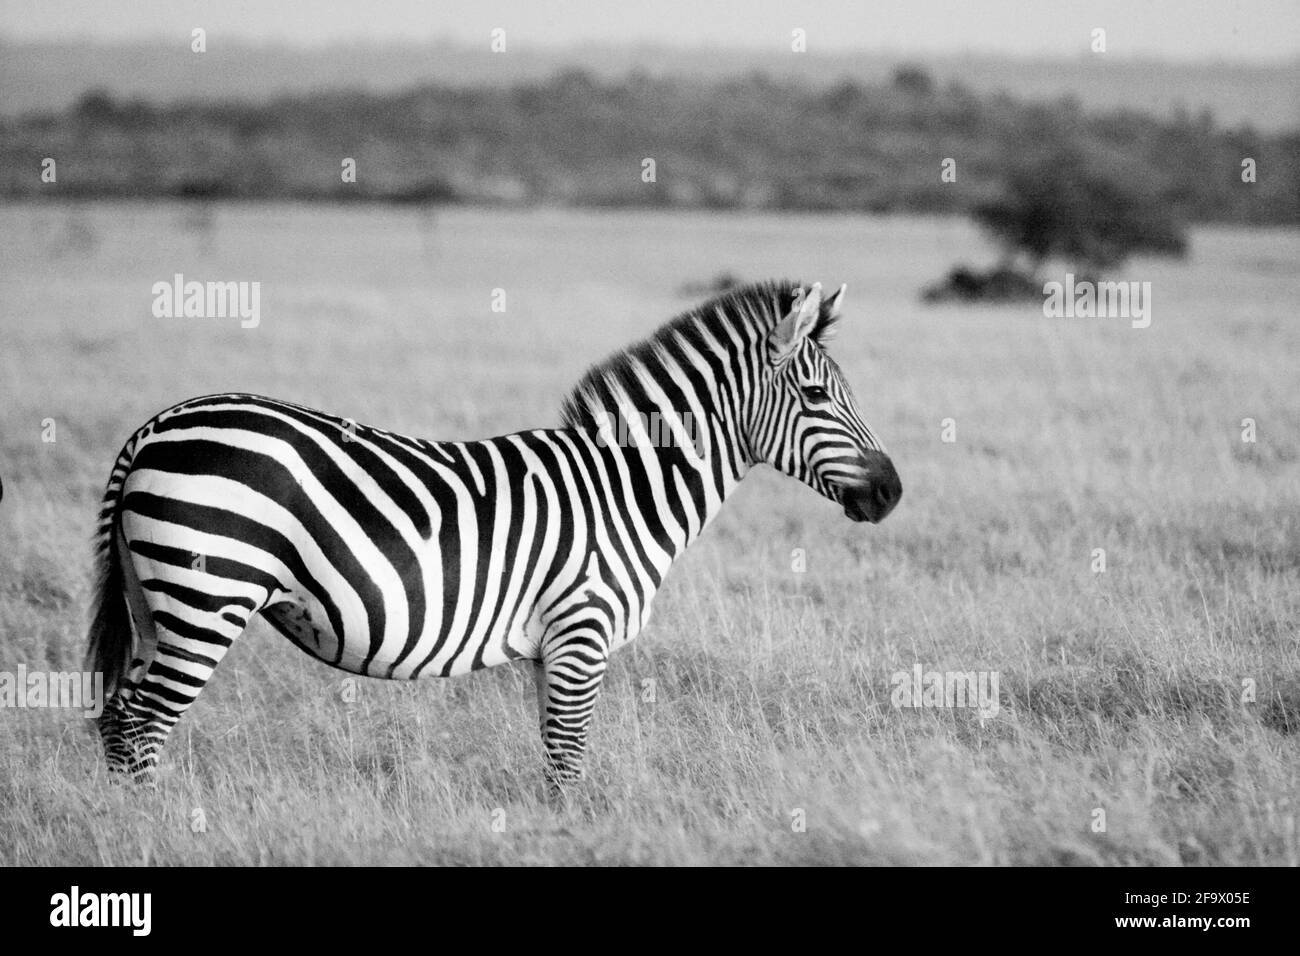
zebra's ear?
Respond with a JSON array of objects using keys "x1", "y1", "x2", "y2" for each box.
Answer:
[
  {"x1": 826, "y1": 283, "x2": 847, "y2": 318},
  {"x1": 811, "y1": 282, "x2": 847, "y2": 347},
  {"x1": 769, "y1": 282, "x2": 822, "y2": 365}
]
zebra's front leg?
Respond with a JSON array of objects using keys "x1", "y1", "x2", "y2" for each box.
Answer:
[{"x1": 535, "y1": 622, "x2": 611, "y2": 791}]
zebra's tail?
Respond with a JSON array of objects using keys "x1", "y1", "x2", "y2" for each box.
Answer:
[{"x1": 86, "y1": 436, "x2": 140, "y2": 700}]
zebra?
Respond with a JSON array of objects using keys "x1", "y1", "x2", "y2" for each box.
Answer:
[{"x1": 86, "y1": 280, "x2": 901, "y2": 787}]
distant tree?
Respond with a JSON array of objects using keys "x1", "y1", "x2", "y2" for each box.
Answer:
[
  {"x1": 972, "y1": 148, "x2": 1187, "y2": 274},
  {"x1": 822, "y1": 79, "x2": 864, "y2": 112},
  {"x1": 74, "y1": 89, "x2": 117, "y2": 119},
  {"x1": 892, "y1": 64, "x2": 935, "y2": 97}
]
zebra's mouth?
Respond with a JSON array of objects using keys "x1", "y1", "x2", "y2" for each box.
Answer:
[
  {"x1": 843, "y1": 490, "x2": 898, "y2": 523},
  {"x1": 844, "y1": 497, "x2": 876, "y2": 523}
]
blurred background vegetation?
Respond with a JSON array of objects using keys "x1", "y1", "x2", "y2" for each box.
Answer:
[{"x1": 3, "y1": 63, "x2": 1296, "y2": 227}]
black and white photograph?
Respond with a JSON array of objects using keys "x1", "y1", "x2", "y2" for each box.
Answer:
[{"x1": 0, "y1": 0, "x2": 1296, "y2": 904}]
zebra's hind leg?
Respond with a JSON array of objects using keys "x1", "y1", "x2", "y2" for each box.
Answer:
[
  {"x1": 111, "y1": 598, "x2": 257, "y2": 786},
  {"x1": 535, "y1": 616, "x2": 612, "y2": 793},
  {"x1": 96, "y1": 692, "x2": 139, "y2": 779},
  {"x1": 94, "y1": 542, "x2": 163, "y2": 784}
]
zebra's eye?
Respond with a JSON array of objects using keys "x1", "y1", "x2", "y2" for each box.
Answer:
[{"x1": 801, "y1": 385, "x2": 831, "y2": 403}]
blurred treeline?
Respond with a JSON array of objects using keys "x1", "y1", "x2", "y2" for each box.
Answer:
[{"x1": 3, "y1": 67, "x2": 1295, "y2": 223}]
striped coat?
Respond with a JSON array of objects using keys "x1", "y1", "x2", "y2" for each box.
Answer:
[{"x1": 88, "y1": 280, "x2": 901, "y2": 786}]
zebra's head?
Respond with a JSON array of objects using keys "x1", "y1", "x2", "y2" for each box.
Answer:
[{"x1": 750, "y1": 282, "x2": 902, "y2": 523}]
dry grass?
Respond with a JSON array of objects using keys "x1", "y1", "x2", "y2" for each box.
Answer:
[{"x1": 1, "y1": 204, "x2": 1297, "y2": 865}]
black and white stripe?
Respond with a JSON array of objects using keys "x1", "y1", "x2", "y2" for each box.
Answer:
[{"x1": 87, "y1": 280, "x2": 901, "y2": 786}]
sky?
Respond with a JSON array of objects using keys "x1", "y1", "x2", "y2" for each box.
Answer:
[{"x1": 1, "y1": 0, "x2": 1297, "y2": 61}]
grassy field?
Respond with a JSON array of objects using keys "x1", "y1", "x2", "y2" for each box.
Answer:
[{"x1": 1, "y1": 202, "x2": 1297, "y2": 865}]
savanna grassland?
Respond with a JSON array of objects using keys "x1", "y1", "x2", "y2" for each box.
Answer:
[{"x1": 1, "y1": 203, "x2": 1297, "y2": 865}]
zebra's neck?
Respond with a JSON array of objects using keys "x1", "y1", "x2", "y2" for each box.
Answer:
[
  {"x1": 595, "y1": 370, "x2": 749, "y2": 558},
  {"x1": 558, "y1": 284, "x2": 795, "y2": 562}
]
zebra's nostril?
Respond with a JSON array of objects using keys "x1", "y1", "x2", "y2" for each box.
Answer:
[{"x1": 856, "y1": 452, "x2": 901, "y2": 520}]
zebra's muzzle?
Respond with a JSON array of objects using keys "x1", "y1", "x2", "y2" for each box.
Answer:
[{"x1": 841, "y1": 451, "x2": 902, "y2": 523}]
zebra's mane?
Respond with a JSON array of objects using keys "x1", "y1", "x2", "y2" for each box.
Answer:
[{"x1": 559, "y1": 279, "x2": 839, "y2": 431}]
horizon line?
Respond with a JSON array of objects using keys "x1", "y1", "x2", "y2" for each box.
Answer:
[{"x1": 0, "y1": 35, "x2": 1297, "y2": 66}]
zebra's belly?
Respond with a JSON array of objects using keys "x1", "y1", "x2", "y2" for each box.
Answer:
[
  {"x1": 259, "y1": 582, "x2": 541, "y2": 680},
  {"x1": 260, "y1": 598, "x2": 345, "y2": 665}
]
